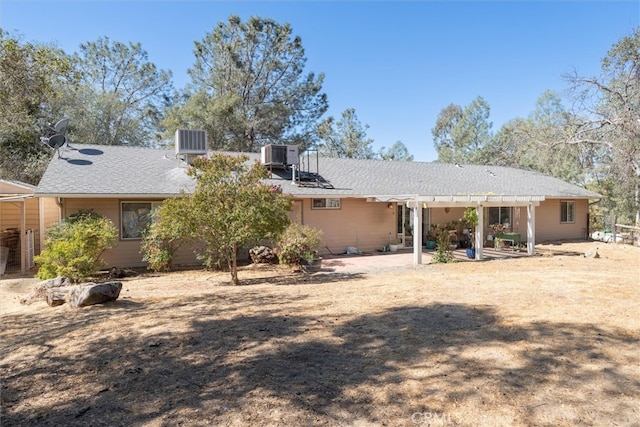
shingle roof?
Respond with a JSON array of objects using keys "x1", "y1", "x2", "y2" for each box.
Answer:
[{"x1": 35, "y1": 144, "x2": 601, "y2": 200}]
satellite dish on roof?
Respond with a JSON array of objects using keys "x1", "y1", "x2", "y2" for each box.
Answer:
[
  {"x1": 40, "y1": 134, "x2": 67, "y2": 158},
  {"x1": 40, "y1": 117, "x2": 73, "y2": 157},
  {"x1": 53, "y1": 118, "x2": 69, "y2": 133},
  {"x1": 47, "y1": 134, "x2": 67, "y2": 149}
]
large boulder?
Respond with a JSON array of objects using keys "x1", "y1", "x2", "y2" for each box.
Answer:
[
  {"x1": 20, "y1": 278, "x2": 122, "y2": 308},
  {"x1": 68, "y1": 282, "x2": 123, "y2": 308}
]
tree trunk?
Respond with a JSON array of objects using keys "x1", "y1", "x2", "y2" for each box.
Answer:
[{"x1": 230, "y1": 243, "x2": 239, "y2": 285}]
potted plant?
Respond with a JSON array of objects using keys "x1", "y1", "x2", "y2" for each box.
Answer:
[
  {"x1": 425, "y1": 225, "x2": 437, "y2": 250},
  {"x1": 490, "y1": 223, "x2": 506, "y2": 249},
  {"x1": 300, "y1": 250, "x2": 323, "y2": 273}
]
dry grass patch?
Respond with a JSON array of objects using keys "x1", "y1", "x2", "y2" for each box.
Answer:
[{"x1": 1, "y1": 242, "x2": 639, "y2": 426}]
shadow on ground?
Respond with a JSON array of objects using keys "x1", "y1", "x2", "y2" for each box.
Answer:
[{"x1": 1, "y1": 293, "x2": 638, "y2": 426}]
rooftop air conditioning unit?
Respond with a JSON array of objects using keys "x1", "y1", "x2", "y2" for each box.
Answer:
[
  {"x1": 175, "y1": 129, "x2": 207, "y2": 155},
  {"x1": 261, "y1": 144, "x2": 299, "y2": 168}
]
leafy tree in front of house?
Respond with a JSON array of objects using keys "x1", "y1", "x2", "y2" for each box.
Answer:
[
  {"x1": 35, "y1": 210, "x2": 117, "y2": 282},
  {"x1": 160, "y1": 154, "x2": 292, "y2": 285},
  {"x1": 140, "y1": 197, "x2": 190, "y2": 272},
  {"x1": 164, "y1": 15, "x2": 328, "y2": 152}
]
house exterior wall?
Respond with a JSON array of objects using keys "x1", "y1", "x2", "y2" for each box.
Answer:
[
  {"x1": 535, "y1": 198, "x2": 589, "y2": 242},
  {"x1": 41, "y1": 197, "x2": 61, "y2": 237},
  {"x1": 52, "y1": 195, "x2": 591, "y2": 269},
  {"x1": 37, "y1": 197, "x2": 61, "y2": 254},
  {"x1": 429, "y1": 207, "x2": 467, "y2": 228},
  {"x1": 60, "y1": 197, "x2": 246, "y2": 269},
  {"x1": 298, "y1": 197, "x2": 396, "y2": 254},
  {"x1": 62, "y1": 197, "x2": 164, "y2": 268}
]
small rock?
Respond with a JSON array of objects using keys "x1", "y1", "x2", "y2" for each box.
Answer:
[{"x1": 584, "y1": 248, "x2": 600, "y2": 258}]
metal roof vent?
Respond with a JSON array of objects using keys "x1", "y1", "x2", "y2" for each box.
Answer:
[{"x1": 175, "y1": 129, "x2": 207, "y2": 155}]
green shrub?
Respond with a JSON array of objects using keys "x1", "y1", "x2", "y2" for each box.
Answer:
[
  {"x1": 140, "y1": 221, "x2": 175, "y2": 272},
  {"x1": 277, "y1": 223, "x2": 323, "y2": 266},
  {"x1": 431, "y1": 227, "x2": 456, "y2": 264},
  {"x1": 139, "y1": 203, "x2": 186, "y2": 272},
  {"x1": 35, "y1": 210, "x2": 117, "y2": 282}
]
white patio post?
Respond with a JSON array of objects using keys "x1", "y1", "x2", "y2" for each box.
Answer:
[
  {"x1": 413, "y1": 202, "x2": 423, "y2": 265},
  {"x1": 475, "y1": 205, "x2": 484, "y2": 260},
  {"x1": 20, "y1": 200, "x2": 26, "y2": 273},
  {"x1": 527, "y1": 203, "x2": 536, "y2": 255}
]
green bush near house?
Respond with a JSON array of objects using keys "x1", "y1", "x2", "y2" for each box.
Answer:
[
  {"x1": 431, "y1": 226, "x2": 456, "y2": 264},
  {"x1": 277, "y1": 223, "x2": 323, "y2": 266},
  {"x1": 35, "y1": 210, "x2": 117, "y2": 282}
]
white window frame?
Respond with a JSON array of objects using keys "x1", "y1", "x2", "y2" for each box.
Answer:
[
  {"x1": 560, "y1": 200, "x2": 575, "y2": 224},
  {"x1": 311, "y1": 198, "x2": 341, "y2": 210},
  {"x1": 120, "y1": 201, "x2": 162, "y2": 240}
]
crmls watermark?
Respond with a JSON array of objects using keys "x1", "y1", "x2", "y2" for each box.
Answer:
[{"x1": 411, "y1": 411, "x2": 454, "y2": 425}]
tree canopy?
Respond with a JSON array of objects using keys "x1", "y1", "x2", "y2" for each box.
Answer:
[
  {"x1": 163, "y1": 15, "x2": 328, "y2": 152},
  {"x1": 379, "y1": 141, "x2": 414, "y2": 161},
  {"x1": 429, "y1": 27, "x2": 640, "y2": 226},
  {"x1": 317, "y1": 108, "x2": 377, "y2": 159},
  {"x1": 564, "y1": 27, "x2": 640, "y2": 225},
  {"x1": 432, "y1": 96, "x2": 492, "y2": 164},
  {"x1": 153, "y1": 154, "x2": 292, "y2": 285},
  {"x1": 69, "y1": 36, "x2": 174, "y2": 146},
  {"x1": 0, "y1": 31, "x2": 74, "y2": 183}
]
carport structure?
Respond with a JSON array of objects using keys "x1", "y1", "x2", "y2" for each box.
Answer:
[{"x1": 0, "y1": 180, "x2": 41, "y2": 275}]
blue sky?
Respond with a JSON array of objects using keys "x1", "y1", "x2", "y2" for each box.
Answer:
[{"x1": 2, "y1": 1, "x2": 638, "y2": 162}]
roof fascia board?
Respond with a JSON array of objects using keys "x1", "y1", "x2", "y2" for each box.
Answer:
[
  {"x1": 0, "y1": 194, "x2": 34, "y2": 202},
  {"x1": 35, "y1": 194, "x2": 183, "y2": 199}
]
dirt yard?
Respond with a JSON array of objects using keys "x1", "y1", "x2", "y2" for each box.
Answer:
[{"x1": 1, "y1": 241, "x2": 639, "y2": 426}]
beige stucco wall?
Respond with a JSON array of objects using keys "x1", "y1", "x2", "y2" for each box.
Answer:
[
  {"x1": 298, "y1": 197, "x2": 396, "y2": 255},
  {"x1": 62, "y1": 198, "x2": 164, "y2": 268},
  {"x1": 534, "y1": 198, "x2": 589, "y2": 242},
  {"x1": 41, "y1": 197, "x2": 61, "y2": 233},
  {"x1": 429, "y1": 207, "x2": 467, "y2": 229},
  {"x1": 52, "y1": 196, "x2": 592, "y2": 269}
]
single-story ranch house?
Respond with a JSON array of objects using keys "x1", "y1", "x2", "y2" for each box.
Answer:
[{"x1": 35, "y1": 136, "x2": 601, "y2": 269}]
